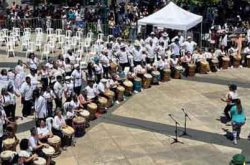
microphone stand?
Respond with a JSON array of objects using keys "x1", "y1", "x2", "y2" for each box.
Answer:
[
  {"x1": 169, "y1": 114, "x2": 183, "y2": 144},
  {"x1": 180, "y1": 108, "x2": 191, "y2": 137}
]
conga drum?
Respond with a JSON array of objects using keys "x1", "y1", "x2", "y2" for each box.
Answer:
[
  {"x1": 162, "y1": 69, "x2": 171, "y2": 82},
  {"x1": 97, "y1": 97, "x2": 108, "y2": 113},
  {"x1": 188, "y1": 64, "x2": 196, "y2": 77},
  {"x1": 0, "y1": 150, "x2": 16, "y2": 164},
  {"x1": 80, "y1": 110, "x2": 90, "y2": 127},
  {"x1": 48, "y1": 135, "x2": 61, "y2": 156},
  {"x1": 143, "y1": 73, "x2": 152, "y2": 89},
  {"x1": 123, "y1": 80, "x2": 133, "y2": 96},
  {"x1": 87, "y1": 103, "x2": 98, "y2": 120},
  {"x1": 247, "y1": 55, "x2": 250, "y2": 68},
  {"x1": 104, "y1": 90, "x2": 115, "y2": 107},
  {"x1": 222, "y1": 57, "x2": 230, "y2": 69},
  {"x1": 73, "y1": 116, "x2": 86, "y2": 137},
  {"x1": 116, "y1": 85, "x2": 125, "y2": 102},
  {"x1": 33, "y1": 157, "x2": 46, "y2": 165},
  {"x1": 173, "y1": 66, "x2": 183, "y2": 79},
  {"x1": 3, "y1": 138, "x2": 16, "y2": 151},
  {"x1": 42, "y1": 146, "x2": 55, "y2": 157},
  {"x1": 211, "y1": 59, "x2": 219, "y2": 72},
  {"x1": 62, "y1": 126, "x2": 75, "y2": 146},
  {"x1": 233, "y1": 56, "x2": 241, "y2": 68},
  {"x1": 110, "y1": 62, "x2": 117, "y2": 74},
  {"x1": 200, "y1": 61, "x2": 209, "y2": 74},
  {"x1": 151, "y1": 71, "x2": 160, "y2": 85},
  {"x1": 133, "y1": 77, "x2": 142, "y2": 92}
]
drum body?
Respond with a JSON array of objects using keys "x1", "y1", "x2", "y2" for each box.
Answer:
[
  {"x1": 200, "y1": 61, "x2": 209, "y2": 74},
  {"x1": 80, "y1": 110, "x2": 90, "y2": 126},
  {"x1": 162, "y1": 69, "x2": 171, "y2": 82},
  {"x1": 233, "y1": 56, "x2": 241, "y2": 68},
  {"x1": 98, "y1": 97, "x2": 108, "y2": 113},
  {"x1": 110, "y1": 62, "x2": 117, "y2": 74},
  {"x1": 3, "y1": 138, "x2": 16, "y2": 151},
  {"x1": 247, "y1": 55, "x2": 250, "y2": 68},
  {"x1": 48, "y1": 135, "x2": 61, "y2": 156},
  {"x1": 62, "y1": 126, "x2": 75, "y2": 146},
  {"x1": 222, "y1": 57, "x2": 230, "y2": 69},
  {"x1": 104, "y1": 90, "x2": 115, "y2": 107},
  {"x1": 211, "y1": 59, "x2": 219, "y2": 72},
  {"x1": 33, "y1": 157, "x2": 46, "y2": 165},
  {"x1": 151, "y1": 71, "x2": 160, "y2": 85},
  {"x1": 87, "y1": 103, "x2": 97, "y2": 120},
  {"x1": 133, "y1": 77, "x2": 142, "y2": 92},
  {"x1": 116, "y1": 86, "x2": 125, "y2": 102},
  {"x1": 143, "y1": 74, "x2": 152, "y2": 88},
  {"x1": 173, "y1": 66, "x2": 182, "y2": 79},
  {"x1": 123, "y1": 80, "x2": 133, "y2": 96},
  {"x1": 188, "y1": 64, "x2": 196, "y2": 76},
  {"x1": 73, "y1": 117, "x2": 86, "y2": 137}
]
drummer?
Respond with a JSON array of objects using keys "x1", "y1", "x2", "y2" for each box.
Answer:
[
  {"x1": 214, "y1": 45, "x2": 228, "y2": 69},
  {"x1": 19, "y1": 139, "x2": 38, "y2": 165},
  {"x1": 37, "y1": 120, "x2": 53, "y2": 143},
  {"x1": 4, "y1": 126, "x2": 19, "y2": 150},
  {"x1": 170, "y1": 55, "x2": 180, "y2": 78},
  {"x1": 243, "y1": 43, "x2": 250, "y2": 66},
  {"x1": 181, "y1": 51, "x2": 192, "y2": 77},
  {"x1": 85, "y1": 80, "x2": 98, "y2": 102},
  {"x1": 52, "y1": 110, "x2": 67, "y2": 149},
  {"x1": 97, "y1": 79, "x2": 108, "y2": 97},
  {"x1": 78, "y1": 90, "x2": 91, "y2": 109},
  {"x1": 28, "y1": 127, "x2": 49, "y2": 161},
  {"x1": 228, "y1": 43, "x2": 238, "y2": 67}
]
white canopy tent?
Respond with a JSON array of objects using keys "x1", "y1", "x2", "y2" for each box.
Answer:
[{"x1": 138, "y1": 2, "x2": 203, "y2": 31}]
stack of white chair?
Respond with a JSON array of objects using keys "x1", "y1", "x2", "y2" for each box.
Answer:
[
  {"x1": 6, "y1": 40, "x2": 15, "y2": 57},
  {"x1": 41, "y1": 44, "x2": 50, "y2": 61},
  {"x1": 26, "y1": 41, "x2": 35, "y2": 57},
  {"x1": 55, "y1": 29, "x2": 63, "y2": 42},
  {"x1": 46, "y1": 28, "x2": 54, "y2": 41}
]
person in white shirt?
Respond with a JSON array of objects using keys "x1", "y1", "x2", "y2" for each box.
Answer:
[
  {"x1": 132, "y1": 41, "x2": 143, "y2": 67},
  {"x1": 53, "y1": 76, "x2": 64, "y2": 111},
  {"x1": 52, "y1": 110, "x2": 67, "y2": 148},
  {"x1": 100, "y1": 50, "x2": 110, "y2": 79},
  {"x1": 0, "y1": 110, "x2": 5, "y2": 153},
  {"x1": 28, "y1": 127, "x2": 49, "y2": 160},
  {"x1": 37, "y1": 119, "x2": 53, "y2": 143},
  {"x1": 169, "y1": 38, "x2": 181, "y2": 58},
  {"x1": 19, "y1": 139, "x2": 38, "y2": 164},
  {"x1": 20, "y1": 76, "x2": 33, "y2": 117},
  {"x1": 33, "y1": 89, "x2": 47, "y2": 120},
  {"x1": 159, "y1": 32, "x2": 169, "y2": 49},
  {"x1": 0, "y1": 88, "x2": 13, "y2": 119},
  {"x1": 117, "y1": 44, "x2": 129, "y2": 71},
  {"x1": 27, "y1": 53, "x2": 39, "y2": 73},
  {"x1": 43, "y1": 87, "x2": 55, "y2": 117},
  {"x1": 71, "y1": 64, "x2": 82, "y2": 95},
  {"x1": 93, "y1": 60, "x2": 103, "y2": 83},
  {"x1": 182, "y1": 36, "x2": 197, "y2": 54},
  {"x1": 97, "y1": 79, "x2": 107, "y2": 96},
  {"x1": 145, "y1": 40, "x2": 156, "y2": 65},
  {"x1": 85, "y1": 80, "x2": 98, "y2": 101},
  {"x1": 64, "y1": 76, "x2": 74, "y2": 100}
]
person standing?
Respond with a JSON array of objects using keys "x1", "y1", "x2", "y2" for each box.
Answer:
[
  {"x1": 33, "y1": 89, "x2": 47, "y2": 122},
  {"x1": 53, "y1": 76, "x2": 64, "y2": 111},
  {"x1": 20, "y1": 76, "x2": 33, "y2": 117},
  {"x1": 230, "y1": 99, "x2": 246, "y2": 144},
  {"x1": 71, "y1": 64, "x2": 82, "y2": 96},
  {"x1": 7, "y1": 83, "x2": 19, "y2": 121},
  {"x1": 221, "y1": 84, "x2": 238, "y2": 121}
]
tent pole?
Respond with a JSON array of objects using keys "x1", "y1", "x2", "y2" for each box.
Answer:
[{"x1": 200, "y1": 22, "x2": 203, "y2": 48}]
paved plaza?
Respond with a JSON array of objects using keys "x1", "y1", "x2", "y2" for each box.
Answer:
[{"x1": 9, "y1": 65, "x2": 250, "y2": 165}]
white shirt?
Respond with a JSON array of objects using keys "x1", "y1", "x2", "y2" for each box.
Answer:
[
  {"x1": 28, "y1": 136, "x2": 38, "y2": 151},
  {"x1": 53, "y1": 116, "x2": 66, "y2": 130},
  {"x1": 53, "y1": 81, "x2": 64, "y2": 99},
  {"x1": 71, "y1": 69, "x2": 82, "y2": 87},
  {"x1": 1, "y1": 94, "x2": 12, "y2": 107},
  {"x1": 85, "y1": 85, "x2": 97, "y2": 100},
  {"x1": 97, "y1": 82, "x2": 105, "y2": 94},
  {"x1": 35, "y1": 96, "x2": 47, "y2": 118},
  {"x1": 28, "y1": 58, "x2": 38, "y2": 70},
  {"x1": 94, "y1": 63, "x2": 103, "y2": 74},
  {"x1": 43, "y1": 91, "x2": 55, "y2": 102},
  {"x1": 182, "y1": 41, "x2": 197, "y2": 53},
  {"x1": 0, "y1": 118, "x2": 4, "y2": 137},
  {"x1": 20, "y1": 82, "x2": 33, "y2": 101},
  {"x1": 118, "y1": 51, "x2": 129, "y2": 64},
  {"x1": 18, "y1": 150, "x2": 31, "y2": 158},
  {"x1": 132, "y1": 48, "x2": 143, "y2": 62},
  {"x1": 37, "y1": 126, "x2": 50, "y2": 136},
  {"x1": 146, "y1": 44, "x2": 155, "y2": 58},
  {"x1": 64, "y1": 81, "x2": 74, "y2": 98},
  {"x1": 169, "y1": 42, "x2": 180, "y2": 56},
  {"x1": 100, "y1": 54, "x2": 110, "y2": 67},
  {"x1": 244, "y1": 47, "x2": 250, "y2": 54}
]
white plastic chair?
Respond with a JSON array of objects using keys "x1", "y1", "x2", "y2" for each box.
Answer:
[
  {"x1": 35, "y1": 28, "x2": 43, "y2": 35},
  {"x1": 12, "y1": 28, "x2": 20, "y2": 42},
  {"x1": 0, "y1": 31, "x2": 6, "y2": 46},
  {"x1": 24, "y1": 28, "x2": 31, "y2": 34},
  {"x1": 46, "y1": 28, "x2": 54, "y2": 41},
  {"x1": 35, "y1": 38, "x2": 43, "y2": 51},
  {"x1": 46, "y1": 117, "x2": 54, "y2": 132},
  {"x1": 26, "y1": 42, "x2": 35, "y2": 57},
  {"x1": 98, "y1": 33, "x2": 104, "y2": 41},
  {"x1": 57, "y1": 35, "x2": 65, "y2": 49},
  {"x1": 76, "y1": 30, "x2": 83, "y2": 42},
  {"x1": 48, "y1": 40, "x2": 56, "y2": 53},
  {"x1": 71, "y1": 37, "x2": 78, "y2": 52},
  {"x1": 21, "y1": 36, "x2": 29, "y2": 51},
  {"x1": 6, "y1": 42, "x2": 15, "y2": 57},
  {"x1": 84, "y1": 38, "x2": 91, "y2": 53},
  {"x1": 55, "y1": 29, "x2": 62, "y2": 41},
  {"x1": 65, "y1": 30, "x2": 72, "y2": 41},
  {"x1": 41, "y1": 44, "x2": 50, "y2": 61}
]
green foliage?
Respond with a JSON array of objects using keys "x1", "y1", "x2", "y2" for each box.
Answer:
[{"x1": 174, "y1": 0, "x2": 221, "y2": 6}]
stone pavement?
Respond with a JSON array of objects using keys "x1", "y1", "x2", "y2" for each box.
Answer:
[{"x1": 9, "y1": 68, "x2": 250, "y2": 165}]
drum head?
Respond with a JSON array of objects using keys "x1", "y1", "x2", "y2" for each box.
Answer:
[
  {"x1": 42, "y1": 146, "x2": 55, "y2": 156},
  {"x1": 144, "y1": 73, "x2": 152, "y2": 78},
  {"x1": 48, "y1": 135, "x2": 61, "y2": 144},
  {"x1": 3, "y1": 138, "x2": 15, "y2": 145},
  {"x1": 0, "y1": 150, "x2": 16, "y2": 160},
  {"x1": 87, "y1": 103, "x2": 97, "y2": 109},
  {"x1": 33, "y1": 157, "x2": 46, "y2": 165},
  {"x1": 80, "y1": 110, "x2": 90, "y2": 117},
  {"x1": 73, "y1": 116, "x2": 86, "y2": 124},
  {"x1": 123, "y1": 80, "x2": 133, "y2": 87},
  {"x1": 117, "y1": 86, "x2": 125, "y2": 91}
]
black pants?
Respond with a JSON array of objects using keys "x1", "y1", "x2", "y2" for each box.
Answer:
[
  {"x1": 103, "y1": 66, "x2": 110, "y2": 78},
  {"x1": 74, "y1": 86, "x2": 82, "y2": 96},
  {"x1": 41, "y1": 77, "x2": 49, "y2": 89},
  {"x1": 55, "y1": 97, "x2": 62, "y2": 111},
  {"x1": 95, "y1": 73, "x2": 102, "y2": 83},
  {"x1": 119, "y1": 62, "x2": 129, "y2": 71},
  {"x1": 9, "y1": 104, "x2": 16, "y2": 121},
  {"x1": 0, "y1": 136, "x2": 2, "y2": 153},
  {"x1": 224, "y1": 104, "x2": 233, "y2": 120},
  {"x1": 4, "y1": 105, "x2": 12, "y2": 119},
  {"x1": 134, "y1": 61, "x2": 142, "y2": 67},
  {"x1": 22, "y1": 100, "x2": 32, "y2": 117},
  {"x1": 52, "y1": 128, "x2": 67, "y2": 147},
  {"x1": 47, "y1": 101, "x2": 53, "y2": 117},
  {"x1": 146, "y1": 58, "x2": 154, "y2": 65}
]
